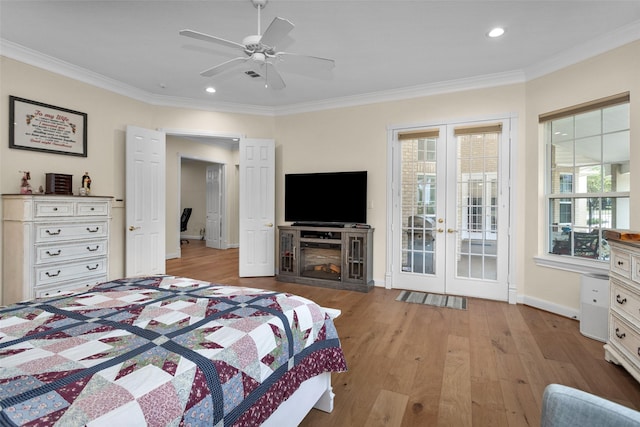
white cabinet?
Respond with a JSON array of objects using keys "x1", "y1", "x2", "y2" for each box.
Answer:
[
  {"x1": 603, "y1": 230, "x2": 640, "y2": 383},
  {"x1": 2, "y1": 195, "x2": 112, "y2": 305}
]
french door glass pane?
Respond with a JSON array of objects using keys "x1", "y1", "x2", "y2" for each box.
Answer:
[
  {"x1": 456, "y1": 133, "x2": 498, "y2": 280},
  {"x1": 401, "y1": 138, "x2": 437, "y2": 274}
]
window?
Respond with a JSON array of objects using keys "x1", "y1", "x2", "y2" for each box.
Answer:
[{"x1": 543, "y1": 93, "x2": 630, "y2": 261}]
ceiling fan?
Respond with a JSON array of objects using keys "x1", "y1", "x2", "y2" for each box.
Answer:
[{"x1": 179, "y1": 0, "x2": 335, "y2": 90}]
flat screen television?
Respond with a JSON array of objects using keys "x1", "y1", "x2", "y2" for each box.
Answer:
[{"x1": 284, "y1": 171, "x2": 367, "y2": 226}]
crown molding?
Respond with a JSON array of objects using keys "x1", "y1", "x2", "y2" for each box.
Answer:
[
  {"x1": 273, "y1": 70, "x2": 526, "y2": 116},
  {"x1": 0, "y1": 39, "x2": 276, "y2": 117},
  {"x1": 524, "y1": 20, "x2": 640, "y2": 81},
  {"x1": 3, "y1": 19, "x2": 640, "y2": 118}
]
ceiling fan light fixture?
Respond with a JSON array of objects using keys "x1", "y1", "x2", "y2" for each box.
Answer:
[
  {"x1": 251, "y1": 52, "x2": 266, "y2": 64},
  {"x1": 487, "y1": 27, "x2": 505, "y2": 38}
]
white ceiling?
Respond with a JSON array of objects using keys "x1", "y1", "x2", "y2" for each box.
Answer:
[{"x1": 2, "y1": 1, "x2": 640, "y2": 115}]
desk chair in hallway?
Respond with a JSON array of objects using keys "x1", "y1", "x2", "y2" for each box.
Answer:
[{"x1": 180, "y1": 208, "x2": 192, "y2": 245}]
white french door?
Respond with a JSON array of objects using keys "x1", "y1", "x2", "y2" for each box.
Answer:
[{"x1": 390, "y1": 118, "x2": 511, "y2": 301}]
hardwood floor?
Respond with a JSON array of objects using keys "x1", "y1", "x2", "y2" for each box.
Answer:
[{"x1": 167, "y1": 240, "x2": 640, "y2": 426}]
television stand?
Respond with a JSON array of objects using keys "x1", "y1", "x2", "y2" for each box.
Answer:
[{"x1": 277, "y1": 225, "x2": 373, "y2": 292}]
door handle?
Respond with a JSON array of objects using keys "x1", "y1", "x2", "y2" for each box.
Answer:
[
  {"x1": 447, "y1": 228, "x2": 457, "y2": 233},
  {"x1": 437, "y1": 228, "x2": 444, "y2": 233},
  {"x1": 128, "y1": 225, "x2": 141, "y2": 231},
  {"x1": 266, "y1": 223, "x2": 274, "y2": 227}
]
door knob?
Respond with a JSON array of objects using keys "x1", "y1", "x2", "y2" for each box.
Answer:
[
  {"x1": 128, "y1": 225, "x2": 141, "y2": 231},
  {"x1": 447, "y1": 228, "x2": 457, "y2": 233},
  {"x1": 266, "y1": 223, "x2": 274, "y2": 227},
  {"x1": 437, "y1": 228, "x2": 444, "y2": 233}
]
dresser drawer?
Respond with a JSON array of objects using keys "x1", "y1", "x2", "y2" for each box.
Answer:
[
  {"x1": 76, "y1": 201, "x2": 110, "y2": 216},
  {"x1": 34, "y1": 200, "x2": 75, "y2": 217},
  {"x1": 610, "y1": 314, "x2": 640, "y2": 365},
  {"x1": 611, "y1": 247, "x2": 632, "y2": 279},
  {"x1": 611, "y1": 278, "x2": 640, "y2": 324},
  {"x1": 35, "y1": 240, "x2": 108, "y2": 264},
  {"x1": 633, "y1": 254, "x2": 640, "y2": 285},
  {"x1": 35, "y1": 221, "x2": 108, "y2": 243},
  {"x1": 35, "y1": 258, "x2": 107, "y2": 286},
  {"x1": 34, "y1": 276, "x2": 106, "y2": 299}
]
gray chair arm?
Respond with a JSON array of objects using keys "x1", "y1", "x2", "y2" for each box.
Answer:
[{"x1": 541, "y1": 384, "x2": 640, "y2": 427}]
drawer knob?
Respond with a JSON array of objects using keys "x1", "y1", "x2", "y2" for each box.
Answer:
[
  {"x1": 46, "y1": 250, "x2": 62, "y2": 257},
  {"x1": 45, "y1": 270, "x2": 61, "y2": 278},
  {"x1": 616, "y1": 295, "x2": 627, "y2": 304},
  {"x1": 616, "y1": 328, "x2": 626, "y2": 339},
  {"x1": 618, "y1": 261, "x2": 624, "y2": 266},
  {"x1": 86, "y1": 246, "x2": 100, "y2": 252},
  {"x1": 46, "y1": 229, "x2": 62, "y2": 236},
  {"x1": 86, "y1": 227, "x2": 100, "y2": 233},
  {"x1": 86, "y1": 264, "x2": 99, "y2": 271},
  {"x1": 90, "y1": 207, "x2": 95, "y2": 211},
  {"x1": 53, "y1": 207, "x2": 58, "y2": 211}
]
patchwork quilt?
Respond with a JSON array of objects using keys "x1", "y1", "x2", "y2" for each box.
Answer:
[{"x1": 0, "y1": 276, "x2": 347, "y2": 426}]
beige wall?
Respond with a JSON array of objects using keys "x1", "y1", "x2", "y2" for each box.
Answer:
[
  {"x1": 1, "y1": 39, "x2": 638, "y2": 316},
  {"x1": 522, "y1": 40, "x2": 640, "y2": 312},
  {"x1": 180, "y1": 160, "x2": 208, "y2": 239}
]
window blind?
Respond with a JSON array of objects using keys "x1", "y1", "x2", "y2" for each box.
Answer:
[
  {"x1": 538, "y1": 92, "x2": 630, "y2": 123},
  {"x1": 397, "y1": 129, "x2": 439, "y2": 140},
  {"x1": 453, "y1": 123, "x2": 502, "y2": 136}
]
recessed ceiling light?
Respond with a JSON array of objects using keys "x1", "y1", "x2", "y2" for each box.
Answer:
[
  {"x1": 205, "y1": 86, "x2": 216, "y2": 93},
  {"x1": 488, "y1": 27, "x2": 505, "y2": 38}
]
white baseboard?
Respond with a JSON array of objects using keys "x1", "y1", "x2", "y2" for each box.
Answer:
[
  {"x1": 518, "y1": 294, "x2": 580, "y2": 320},
  {"x1": 180, "y1": 234, "x2": 201, "y2": 241}
]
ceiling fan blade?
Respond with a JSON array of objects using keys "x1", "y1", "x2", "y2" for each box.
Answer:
[
  {"x1": 179, "y1": 29, "x2": 245, "y2": 51},
  {"x1": 200, "y1": 57, "x2": 249, "y2": 77},
  {"x1": 276, "y1": 52, "x2": 335, "y2": 71},
  {"x1": 263, "y1": 62, "x2": 286, "y2": 90},
  {"x1": 259, "y1": 17, "x2": 294, "y2": 48}
]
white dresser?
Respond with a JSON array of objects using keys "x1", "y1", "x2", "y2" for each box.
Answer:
[
  {"x1": 603, "y1": 230, "x2": 640, "y2": 383},
  {"x1": 2, "y1": 194, "x2": 112, "y2": 305}
]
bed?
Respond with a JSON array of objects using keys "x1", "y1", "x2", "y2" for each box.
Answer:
[{"x1": 0, "y1": 276, "x2": 347, "y2": 426}]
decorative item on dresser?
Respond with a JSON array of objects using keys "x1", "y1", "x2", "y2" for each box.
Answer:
[
  {"x1": 45, "y1": 172, "x2": 73, "y2": 195},
  {"x1": 1, "y1": 194, "x2": 112, "y2": 305},
  {"x1": 603, "y1": 229, "x2": 640, "y2": 383}
]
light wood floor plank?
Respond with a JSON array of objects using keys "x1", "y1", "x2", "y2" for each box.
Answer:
[
  {"x1": 366, "y1": 389, "x2": 409, "y2": 427},
  {"x1": 438, "y1": 334, "x2": 472, "y2": 427}
]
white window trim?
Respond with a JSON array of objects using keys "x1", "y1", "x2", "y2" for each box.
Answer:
[{"x1": 534, "y1": 254, "x2": 609, "y2": 275}]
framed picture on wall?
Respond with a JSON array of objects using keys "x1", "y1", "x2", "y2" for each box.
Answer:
[{"x1": 9, "y1": 96, "x2": 87, "y2": 157}]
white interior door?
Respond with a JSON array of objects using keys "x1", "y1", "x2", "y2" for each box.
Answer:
[
  {"x1": 390, "y1": 118, "x2": 511, "y2": 301},
  {"x1": 239, "y1": 138, "x2": 275, "y2": 277},
  {"x1": 125, "y1": 125, "x2": 166, "y2": 277},
  {"x1": 206, "y1": 164, "x2": 223, "y2": 249}
]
